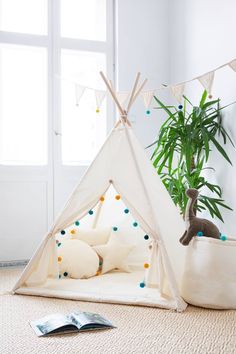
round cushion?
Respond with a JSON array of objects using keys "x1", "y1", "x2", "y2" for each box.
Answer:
[{"x1": 58, "y1": 239, "x2": 99, "y2": 279}]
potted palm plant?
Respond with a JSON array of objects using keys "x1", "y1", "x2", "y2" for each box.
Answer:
[{"x1": 148, "y1": 90, "x2": 234, "y2": 221}]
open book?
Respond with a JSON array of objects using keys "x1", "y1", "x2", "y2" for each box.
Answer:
[{"x1": 30, "y1": 311, "x2": 115, "y2": 337}]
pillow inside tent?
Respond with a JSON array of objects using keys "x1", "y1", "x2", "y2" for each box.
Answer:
[
  {"x1": 93, "y1": 233, "x2": 135, "y2": 274},
  {"x1": 58, "y1": 239, "x2": 99, "y2": 279},
  {"x1": 71, "y1": 227, "x2": 111, "y2": 246}
]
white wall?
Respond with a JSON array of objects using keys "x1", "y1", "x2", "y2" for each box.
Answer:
[
  {"x1": 117, "y1": 0, "x2": 236, "y2": 234},
  {"x1": 169, "y1": 0, "x2": 236, "y2": 234},
  {"x1": 115, "y1": 0, "x2": 170, "y2": 148}
]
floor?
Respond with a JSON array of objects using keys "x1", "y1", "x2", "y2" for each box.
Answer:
[{"x1": 1, "y1": 267, "x2": 236, "y2": 354}]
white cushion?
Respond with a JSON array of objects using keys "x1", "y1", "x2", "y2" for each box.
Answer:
[
  {"x1": 181, "y1": 236, "x2": 236, "y2": 309},
  {"x1": 93, "y1": 233, "x2": 135, "y2": 274},
  {"x1": 71, "y1": 227, "x2": 111, "y2": 246},
  {"x1": 58, "y1": 239, "x2": 99, "y2": 279}
]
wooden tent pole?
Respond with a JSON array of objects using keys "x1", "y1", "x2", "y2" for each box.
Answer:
[
  {"x1": 126, "y1": 72, "x2": 141, "y2": 114},
  {"x1": 100, "y1": 71, "x2": 124, "y2": 116}
]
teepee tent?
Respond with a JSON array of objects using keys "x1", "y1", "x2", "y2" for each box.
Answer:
[{"x1": 13, "y1": 73, "x2": 187, "y2": 311}]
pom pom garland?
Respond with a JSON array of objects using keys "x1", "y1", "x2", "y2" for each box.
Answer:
[
  {"x1": 133, "y1": 221, "x2": 138, "y2": 227},
  {"x1": 100, "y1": 196, "x2": 105, "y2": 202},
  {"x1": 58, "y1": 256, "x2": 62, "y2": 262},
  {"x1": 144, "y1": 235, "x2": 149, "y2": 240},
  {"x1": 220, "y1": 234, "x2": 227, "y2": 241},
  {"x1": 57, "y1": 242, "x2": 61, "y2": 247},
  {"x1": 197, "y1": 231, "x2": 203, "y2": 236},
  {"x1": 146, "y1": 110, "x2": 151, "y2": 115},
  {"x1": 88, "y1": 210, "x2": 94, "y2": 215},
  {"x1": 113, "y1": 226, "x2": 118, "y2": 232},
  {"x1": 96, "y1": 108, "x2": 100, "y2": 113},
  {"x1": 60, "y1": 230, "x2": 66, "y2": 235},
  {"x1": 144, "y1": 263, "x2": 149, "y2": 269},
  {"x1": 139, "y1": 282, "x2": 145, "y2": 288},
  {"x1": 63, "y1": 272, "x2": 68, "y2": 277},
  {"x1": 115, "y1": 195, "x2": 121, "y2": 200},
  {"x1": 70, "y1": 229, "x2": 76, "y2": 235},
  {"x1": 178, "y1": 105, "x2": 183, "y2": 110},
  {"x1": 124, "y1": 208, "x2": 129, "y2": 214},
  {"x1": 75, "y1": 220, "x2": 80, "y2": 226}
]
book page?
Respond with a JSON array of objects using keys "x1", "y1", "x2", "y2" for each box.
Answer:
[
  {"x1": 30, "y1": 313, "x2": 76, "y2": 336},
  {"x1": 70, "y1": 311, "x2": 114, "y2": 329}
]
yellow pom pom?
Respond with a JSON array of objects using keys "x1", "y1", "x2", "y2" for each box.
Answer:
[
  {"x1": 96, "y1": 270, "x2": 101, "y2": 276},
  {"x1": 100, "y1": 196, "x2": 105, "y2": 202},
  {"x1": 144, "y1": 263, "x2": 149, "y2": 269},
  {"x1": 58, "y1": 256, "x2": 62, "y2": 262},
  {"x1": 115, "y1": 195, "x2": 121, "y2": 200},
  {"x1": 70, "y1": 229, "x2": 76, "y2": 235},
  {"x1": 96, "y1": 108, "x2": 100, "y2": 113}
]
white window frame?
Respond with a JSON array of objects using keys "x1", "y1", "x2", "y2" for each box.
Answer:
[
  {"x1": 0, "y1": 0, "x2": 115, "y2": 223},
  {"x1": 0, "y1": 0, "x2": 115, "y2": 168}
]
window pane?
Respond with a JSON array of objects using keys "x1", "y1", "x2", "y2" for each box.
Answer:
[
  {"x1": 61, "y1": 50, "x2": 106, "y2": 165},
  {"x1": 0, "y1": 44, "x2": 47, "y2": 165},
  {"x1": 61, "y1": 0, "x2": 106, "y2": 41},
  {"x1": 0, "y1": 0, "x2": 47, "y2": 35}
]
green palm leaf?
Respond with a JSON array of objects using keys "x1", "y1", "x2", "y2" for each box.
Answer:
[{"x1": 148, "y1": 90, "x2": 235, "y2": 222}]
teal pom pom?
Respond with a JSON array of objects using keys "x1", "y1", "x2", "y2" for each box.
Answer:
[
  {"x1": 57, "y1": 242, "x2": 61, "y2": 247},
  {"x1": 220, "y1": 234, "x2": 227, "y2": 241},
  {"x1": 146, "y1": 110, "x2": 151, "y2": 115},
  {"x1": 197, "y1": 231, "x2": 203, "y2": 236},
  {"x1": 60, "y1": 230, "x2": 66, "y2": 235},
  {"x1": 178, "y1": 105, "x2": 183, "y2": 110},
  {"x1": 124, "y1": 208, "x2": 129, "y2": 214},
  {"x1": 88, "y1": 210, "x2": 94, "y2": 215},
  {"x1": 113, "y1": 226, "x2": 118, "y2": 232},
  {"x1": 133, "y1": 221, "x2": 138, "y2": 227},
  {"x1": 75, "y1": 220, "x2": 80, "y2": 226},
  {"x1": 64, "y1": 272, "x2": 68, "y2": 277},
  {"x1": 99, "y1": 261, "x2": 103, "y2": 266},
  {"x1": 139, "y1": 282, "x2": 145, "y2": 288},
  {"x1": 59, "y1": 274, "x2": 61, "y2": 279},
  {"x1": 144, "y1": 235, "x2": 149, "y2": 240}
]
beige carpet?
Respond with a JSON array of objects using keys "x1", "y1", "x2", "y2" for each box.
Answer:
[{"x1": 1, "y1": 267, "x2": 236, "y2": 354}]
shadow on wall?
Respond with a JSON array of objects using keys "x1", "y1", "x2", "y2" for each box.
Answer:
[{"x1": 209, "y1": 105, "x2": 236, "y2": 235}]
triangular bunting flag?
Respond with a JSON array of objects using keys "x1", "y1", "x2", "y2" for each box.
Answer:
[
  {"x1": 141, "y1": 90, "x2": 155, "y2": 109},
  {"x1": 95, "y1": 90, "x2": 106, "y2": 110},
  {"x1": 198, "y1": 71, "x2": 215, "y2": 95},
  {"x1": 229, "y1": 59, "x2": 236, "y2": 72},
  {"x1": 116, "y1": 92, "x2": 130, "y2": 108},
  {"x1": 170, "y1": 84, "x2": 185, "y2": 103},
  {"x1": 75, "y1": 85, "x2": 86, "y2": 106}
]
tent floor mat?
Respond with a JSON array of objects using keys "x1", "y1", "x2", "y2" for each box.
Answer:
[{"x1": 16, "y1": 270, "x2": 177, "y2": 310}]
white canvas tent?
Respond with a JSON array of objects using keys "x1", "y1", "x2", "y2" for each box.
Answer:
[{"x1": 13, "y1": 73, "x2": 187, "y2": 311}]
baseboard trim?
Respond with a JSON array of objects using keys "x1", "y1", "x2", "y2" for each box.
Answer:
[{"x1": 0, "y1": 260, "x2": 29, "y2": 268}]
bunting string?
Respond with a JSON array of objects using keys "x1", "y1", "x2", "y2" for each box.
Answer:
[{"x1": 64, "y1": 58, "x2": 236, "y2": 113}]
